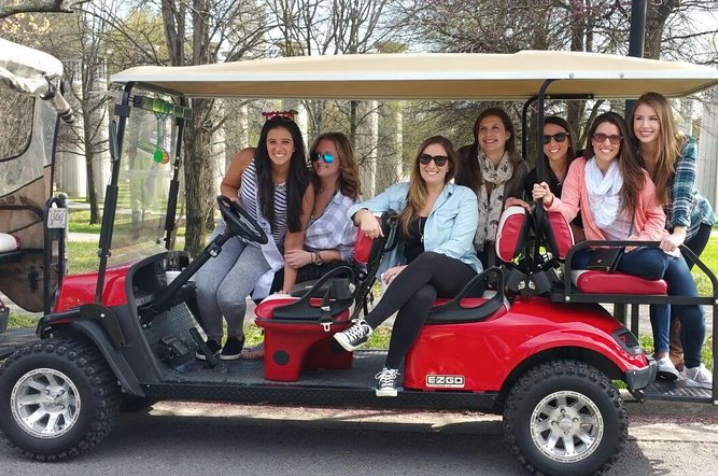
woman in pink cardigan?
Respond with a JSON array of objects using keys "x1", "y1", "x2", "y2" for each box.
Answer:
[{"x1": 533, "y1": 112, "x2": 710, "y2": 389}]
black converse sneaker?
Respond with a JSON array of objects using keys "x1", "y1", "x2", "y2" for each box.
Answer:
[
  {"x1": 333, "y1": 319, "x2": 373, "y2": 351},
  {"x1": 195, "y1": 339, "x2": 221, "y2": 361},
  {"x1": 375, "y1": 367, "x2": 400, "y2": 397},
  {"x1": 220, "y1": 336, "x2": 244, "y2": 361}
]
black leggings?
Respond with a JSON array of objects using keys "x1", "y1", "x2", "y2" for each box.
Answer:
[
  {"x1": 682, "y1": 223, "x2": 712, "y2": 271},
  {"x1": 365, "y1": 252, "x2": 481, "y2": 369}
]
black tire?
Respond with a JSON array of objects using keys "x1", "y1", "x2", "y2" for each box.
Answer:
[
  {"x1": 0, "y1": 338, "x2": 120, "y2": 461},
  {"x1": 503, "y1": 359, "x2": 627, "y2": 476}
]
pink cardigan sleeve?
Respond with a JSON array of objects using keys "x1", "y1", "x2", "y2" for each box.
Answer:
[
  {"x1": 546, "y1": 158, "x2": 583, "y2": 224},
  {"x1": 636, "y1": 174, "x2": 667, "y2": 241}
]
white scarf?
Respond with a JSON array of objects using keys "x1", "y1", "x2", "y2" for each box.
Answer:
[
  {"x1": 585, "y1": 158, "x2": 623, "y2": 229},
  {"x1": 475, "y1": 151, "x2": 513, "y2": 251}
]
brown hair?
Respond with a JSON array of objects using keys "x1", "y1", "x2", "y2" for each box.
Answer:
[
  {"x1": 543, "y1": 116, "x2": 577, "y2": 170},
  {"x1": 399, "y1": 136, "x2": 458, "y2": 238},
  {"x1": 455, "y1": 107, "x2": 523, "y2": 192},
  {"x1": 585, "y1": 112, "x2": 644, "y2": 215},
  {"x1": 309, "y1": 132, "x2": 361, "y2": 200},
  {"x1": 629, "y1": 92, "x2": 685, "y2": 206}
]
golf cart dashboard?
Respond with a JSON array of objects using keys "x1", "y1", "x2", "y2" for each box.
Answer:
[{"x1": 128, "y1": 252, "x2": 193, "y2": 312}]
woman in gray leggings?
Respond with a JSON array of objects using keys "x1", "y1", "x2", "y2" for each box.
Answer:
[{"x1": 195, "y1": 112, "x2": 313, "y2": 360}]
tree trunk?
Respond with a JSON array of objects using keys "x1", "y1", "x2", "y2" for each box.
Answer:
[
  {"x1": 183, "y1": 99, "x2": 213, "y2": 257},
  {"x1": 645, "y1": 0, "x2": 678, "y2": 59}
]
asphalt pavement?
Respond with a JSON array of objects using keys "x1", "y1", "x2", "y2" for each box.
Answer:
[{"x1": 0, "y1": 398, "x2": 716, "y2": 476}]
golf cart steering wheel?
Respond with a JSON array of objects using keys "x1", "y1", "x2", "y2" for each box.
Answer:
[{"x1": 217, "y1": 195, "x2": 268, "y2": 245}]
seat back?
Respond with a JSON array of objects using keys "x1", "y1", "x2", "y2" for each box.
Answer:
[
  {"x1": 495, "y1": 206, "x2": 532, "y2": 263},
  {"x1": 543, "y1": 210, "x2": 575, "y2": 260}
]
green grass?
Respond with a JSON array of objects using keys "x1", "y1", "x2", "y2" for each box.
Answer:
[
  {"x1": 8, "y1": 312, "x2": 39, "y2": 329},
  {"x1": 68, "y1": 209, "x2": 101, "y2": 233},
  {"x1": 692, "y1": 236, "x2": 718, "y2": 295},
  {"x1": 67, "y1": 241, "x2": 100, "y2": 274}
]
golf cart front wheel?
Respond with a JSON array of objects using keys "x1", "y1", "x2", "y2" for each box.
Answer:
[
  {"x1": 503, "y1": 359, "x2": 627, "y2": 476},
  {"x1": 0, "y1": 339, "x2": 120, "y2": 461}
]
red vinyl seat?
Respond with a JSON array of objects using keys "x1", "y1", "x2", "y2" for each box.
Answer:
[{"x1": 547, "y1": 211, "x2": 667, "y2": 295}]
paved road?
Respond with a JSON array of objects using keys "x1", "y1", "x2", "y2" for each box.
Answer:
[{"x1": 1, "y1": 400, "x2": 716, "y2": 476}]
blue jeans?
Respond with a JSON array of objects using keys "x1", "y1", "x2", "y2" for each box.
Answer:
[{"x1": 573, "y1": 247, "x2": 705, "y2": 368}]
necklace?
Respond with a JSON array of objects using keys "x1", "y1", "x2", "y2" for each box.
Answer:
[{"x1": 419, "y1": 216, "x2": 426, "y2": 243}]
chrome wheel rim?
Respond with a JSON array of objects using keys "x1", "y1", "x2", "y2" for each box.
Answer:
[
  {"x1": 10, "y1": 368, "x2": 81, "y2": 439},
  {"x1": 530, "y1": 390, "x2": 604, "y2": 464}
]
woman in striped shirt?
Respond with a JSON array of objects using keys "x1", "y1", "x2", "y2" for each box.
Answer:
[
  {"x1": 195, "y1": 113, "x2": 313, "y2": 360},
  {"x1": 630, "y1": 92, "x2": 716, "y2": 383}
]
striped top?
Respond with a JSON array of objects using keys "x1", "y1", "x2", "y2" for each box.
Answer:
[{"x1": 239, "y1": 159, "x2": 288, "y2": 247}]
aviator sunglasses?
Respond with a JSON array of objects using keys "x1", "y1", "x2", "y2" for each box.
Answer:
[
  {"x1": 418, "y1": 153, "x2": 449, "y2": 167},
  {"x1": 310, "y1": 152, "x2": 335, "y2": 164},
  {"x1": 543, "y1": 132, "x2": 569, "y2": 144}
]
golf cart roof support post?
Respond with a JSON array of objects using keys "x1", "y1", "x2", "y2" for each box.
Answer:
[
  {"x1": 95, "y1": 82, "x2": 134, "y2": 304},
  {"x1": 625, "y1": 0, "x2": 647, "y2": 119},
  {"x1": 521, "y1": 95, "x2": 536, "y2": 161},
  {"x1": 534, "y1": 79, "x2": 557, "y2": 251},
  {"x1": 163, "y1": 96, "x2": 188, "y2": 251},
  {"x1": 43, "y1": 195, "x2": 67, "y2": 315}
]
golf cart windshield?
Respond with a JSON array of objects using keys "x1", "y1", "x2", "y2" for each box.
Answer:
[{"x1": 106, "y1": 97, "x2": 180, "y2": 267}]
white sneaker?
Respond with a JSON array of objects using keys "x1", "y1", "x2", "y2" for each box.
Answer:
[
  {"x1": 655, "y1": 356, "x2": 679, "y2": 381},
  {"x1": 682, "y1": 364, "x2": 713, "y2": 390},
  {"x1": 375, "y1": 367, "x2": 400, "y2": 397}
]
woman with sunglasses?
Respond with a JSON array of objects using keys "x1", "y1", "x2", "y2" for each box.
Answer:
[
  {"x1": 271, "y1": 132, "x2": 361, "y2": 287},
  {"x1": 521, "y1": 117, "x2": 576, "y2": 201},
  {"x1": 195, "y1": 112, "x2": 313, "y2": 361},
  {"x1": 513, "y1": 116, "x2": 583, "y2": 235},
  {"x1": 533, "y1": 112, "x2": 711, "y2": 388},
  {"x1": 334, "y1": 136, "x2": 482, "y2": 397},
  {"x1": 456, "y1": 107, "x2": 529, "y2": 266},
  {"x1": 630, "y1": 92, "x2": 716, "y2": 383}
]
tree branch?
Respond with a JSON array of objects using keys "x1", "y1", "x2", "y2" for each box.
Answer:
[{"x1": 0, "y1": 0, "x2": 87, "y2": 19}]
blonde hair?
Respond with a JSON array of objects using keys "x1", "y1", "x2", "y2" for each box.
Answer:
[
  {"x1": 399, "y1": 136, "x2": 458, "y2": 238},
  {"x1": 629, "y1": 92, "x2": 685, "y2": 206}
]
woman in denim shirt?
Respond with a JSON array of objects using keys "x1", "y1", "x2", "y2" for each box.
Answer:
[{"x1": 334, "y1": 136, "x2": 482, "y2": 397}]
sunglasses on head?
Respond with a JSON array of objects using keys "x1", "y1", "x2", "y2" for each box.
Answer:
[
  {"x1": 543, "y1": 132, "x2": 569, "y2": 144},
  {"x1": 419, "y1": 153, "x2": 449, "y2": 167},
  {"x1": 592, "y1": 133, "x2": 623, "y2": 145},
  {"x1": 310, "y1": 152, "x2": 335, "y2": 164},
  {"x1": 262, "y1": 109, "x2": 298, "y2": 122}
]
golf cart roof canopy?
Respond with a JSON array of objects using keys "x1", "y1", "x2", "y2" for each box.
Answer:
[
  {"x1": 0, "y1": 38, "x2": 63, "y2": 98},
  {"x1": 110, "y1": 50, "x2": 718, "y2": 100}
]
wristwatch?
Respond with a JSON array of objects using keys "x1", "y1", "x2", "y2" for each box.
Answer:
[{"x1": 313, "y1": 251, "x2": 323, "y2": 266}]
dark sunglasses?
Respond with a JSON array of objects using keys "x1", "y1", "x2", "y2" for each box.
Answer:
[
  {"x1": 543, "y1": 132, "x2": 569, "y2": 144},
  {"x1": 592, "y1": 133, "x2": 623, "y2": 145},
  {"x1": 310, "y1": 152, "x2": 335, "y2": 164},
  {"x1": 418, "y1": 153, "x2": 449, "y2": 167}
]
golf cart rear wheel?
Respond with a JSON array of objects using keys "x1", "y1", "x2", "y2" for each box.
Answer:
[
  {"x1": 0, "y1": 338, "x2": 120, "y2": 461},
  {"x1": 503, "y1": 359, "x2": 627, "y2": 476}
]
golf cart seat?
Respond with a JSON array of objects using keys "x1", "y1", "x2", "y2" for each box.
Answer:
[
  {"x1": 547, "y1": 210, "x2": 667, "y2": 295},
  {"x1": 0, "y1": 234, "x2": 21, "y2": 265},
  {"x1": 254, "y1": 219, "x2": 389, "y2": 382}
]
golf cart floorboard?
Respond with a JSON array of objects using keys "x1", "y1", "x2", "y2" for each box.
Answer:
[
  {"x1": 0, "y1": 328, "x2": 38, "y2": 359},
  {"x1": 643, "y1": 379, "x2": 714, "y2": 403},
  {"x1": 146, "y1": 350, "x2": 502, "y2": 412}
]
